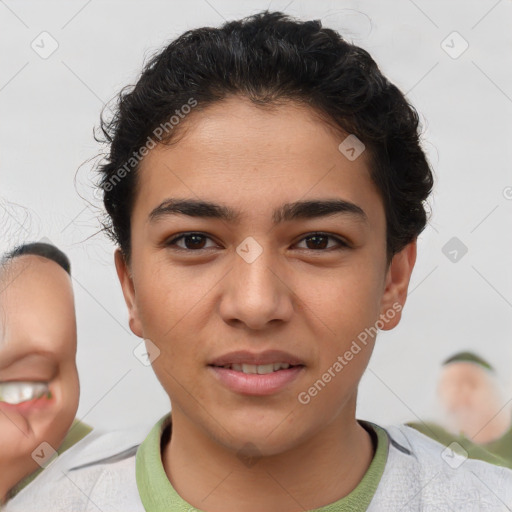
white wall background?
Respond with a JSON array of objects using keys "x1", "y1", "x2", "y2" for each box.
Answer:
[{"x1": 1, "y1": 0, "x2": 511, "y2": 432}]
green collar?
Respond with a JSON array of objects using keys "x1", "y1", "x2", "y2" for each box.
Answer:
[{"x1": 136, "y1": 414, "x2": 388, "y2": 511}]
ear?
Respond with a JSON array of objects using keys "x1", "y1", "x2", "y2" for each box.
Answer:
[
  {"x1": 114, "y1": 249, "x2": 143, "y2": 338},
  {"x1": 379, "y1": 240, "x2": 417, "y2": 330}
]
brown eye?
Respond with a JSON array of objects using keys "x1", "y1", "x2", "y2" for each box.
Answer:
[
  {"x1": 296, "y1": 233, "x2": 349, "y2": 251},
  {"x1": 166, "y1": 233, "x2": 216, "y2": 251},
  {"x1": 305, "y1": 235, "x2": 329, "y2": 250}
]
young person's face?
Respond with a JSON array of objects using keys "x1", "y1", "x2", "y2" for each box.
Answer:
[
  {"x1": 117, "y1": 96, "x2": 415, "y2": 455},
  {"x1": 0, "y1": 255, "x2": 79, "y2": 496}
]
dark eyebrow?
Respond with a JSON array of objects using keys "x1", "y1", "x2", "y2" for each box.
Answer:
[{"x1": 148, "y1": 198, "x2": 368, "y2": 224}]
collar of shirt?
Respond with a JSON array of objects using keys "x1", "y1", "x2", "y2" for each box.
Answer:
[{"x1": 135, "y1": 413, "x2": 389, "y2": 511}]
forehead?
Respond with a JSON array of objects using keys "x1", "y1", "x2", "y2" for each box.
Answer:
[
  {"x1": 0, "y1": 255, "x2": 75, "y2": 354},
  {"x1": 136, "y1": 96, "x2": 383, "y2": 224},
  {"x1": 0, "y1": 255, "x2": 70, "y2": 296},
  {"x1": 440, "y1": 362, "x2": 490, "y2": 383}
]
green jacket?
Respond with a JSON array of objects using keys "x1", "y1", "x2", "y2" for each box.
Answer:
[{"x1": 407, "y1": 420, "x2": 512, "y2": 469}]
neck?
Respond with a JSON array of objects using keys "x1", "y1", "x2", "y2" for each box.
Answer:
[{"x1": 162, "y1": 407, "x2": 374, "y2": 512}]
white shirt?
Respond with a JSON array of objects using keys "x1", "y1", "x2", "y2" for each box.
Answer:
[{"x1": 5, "y1": 420, "x2": 512, "y2": 511}]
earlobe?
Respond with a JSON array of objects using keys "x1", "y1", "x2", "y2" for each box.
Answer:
[
  {"x1": 379, "y1": 240, "x2": 417, "y2": 330},
  {"x1": 114, "y1": 249, "x2": 144, "y2": 338}
]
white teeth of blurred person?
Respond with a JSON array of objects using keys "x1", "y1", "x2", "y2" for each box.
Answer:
[{"x1": 0, "y1": 382, "x2": 50, "y2": 405}]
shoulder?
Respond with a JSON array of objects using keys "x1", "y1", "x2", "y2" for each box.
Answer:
[
  {"x1": 7, "y1": 420, "x2": 94, "y2": 500},
  {"x1": 403, "y1": 421, "x2": 511, "y2": 468},
  {"x1": 405, "y1": 420, "x2": 452, "y2": 439},
  {"x1": 369, "y1": 423, "x2": 512, "y2": 511},
  {"x1": 4, "y1": 423, "x2": 151, "y2": 512}
]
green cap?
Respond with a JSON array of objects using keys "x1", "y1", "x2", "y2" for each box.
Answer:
[{"x1": 442, "y1": 351, "x2": 494, "y2": 372}]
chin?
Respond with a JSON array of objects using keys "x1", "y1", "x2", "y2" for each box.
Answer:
[{"x1": 220, "y1": 418, "x2": 308, "y2": 457}]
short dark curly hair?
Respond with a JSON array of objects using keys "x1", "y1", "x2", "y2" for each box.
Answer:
[{"x1": 97, "y1": 10, "x2": 433, "y2": 261}]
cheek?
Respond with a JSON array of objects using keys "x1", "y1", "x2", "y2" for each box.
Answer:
[
  {"x1": 298, "y1": 264, "x2": 384, "y2": 340},
  {"x1": 134, "y1": 253, "x2": 225, "y2": 339},
  {"x1": 135, "y1": 271, "x2": 205, "y2": 376},
  {"x1": 16, "y1": 363, "x2": 80, "y2": 454},
  {"x1": 475, "y1": 385, "x2": 492, "y2": 404},
  {"x1": 60, "y1": 362, "x2": 79, "y2": 403},
  {"x1": 135, "y1": 262, "x2": 186, "y2": 336},
  {"x1": 50, "y1": 363, "x2": 79, "y2": 428},
  {"x1": 294, "y1": 271, "x2": 381, "y2": 398}
]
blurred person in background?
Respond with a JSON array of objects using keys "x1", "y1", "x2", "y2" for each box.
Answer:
[
  {"x1": 0, "y1": 242, "x2": 92, "y2": 504},
  {"x1": 408, "y1": 351, "x2": 512, "y2": 468}
]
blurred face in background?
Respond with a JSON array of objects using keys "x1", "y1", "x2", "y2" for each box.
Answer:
[
  {"x1": 0, "y1": 254, "x2": 79, "y2": 502},
  {"x1": 438, "y1": 362, "x2": 503, "y2": 438}
]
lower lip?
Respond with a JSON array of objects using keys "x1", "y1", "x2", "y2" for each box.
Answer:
[
  {"x1": 0, "y1": 394, "x2": 53, "y2": 413},
  {"x1": 208, "y1": 366, "x2": 304, "y2": 396}
]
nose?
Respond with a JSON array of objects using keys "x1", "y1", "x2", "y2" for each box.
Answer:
[{"x1": 218, "y1": 242, "x2": 294, "y2": 331}]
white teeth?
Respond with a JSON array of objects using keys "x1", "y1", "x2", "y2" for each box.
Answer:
[
  {"x1": 0, "y1": 382, "x2": 49, "y2": 405},
  {"x1": 223, "y1": 363, "x2": 292, "y2": 374},
  {"x1": 257, "y1": 364, "x2": 275, "y2": 375},
  {"x1": 242, "y1": 364, "x2": 258, "y2": 374}
]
